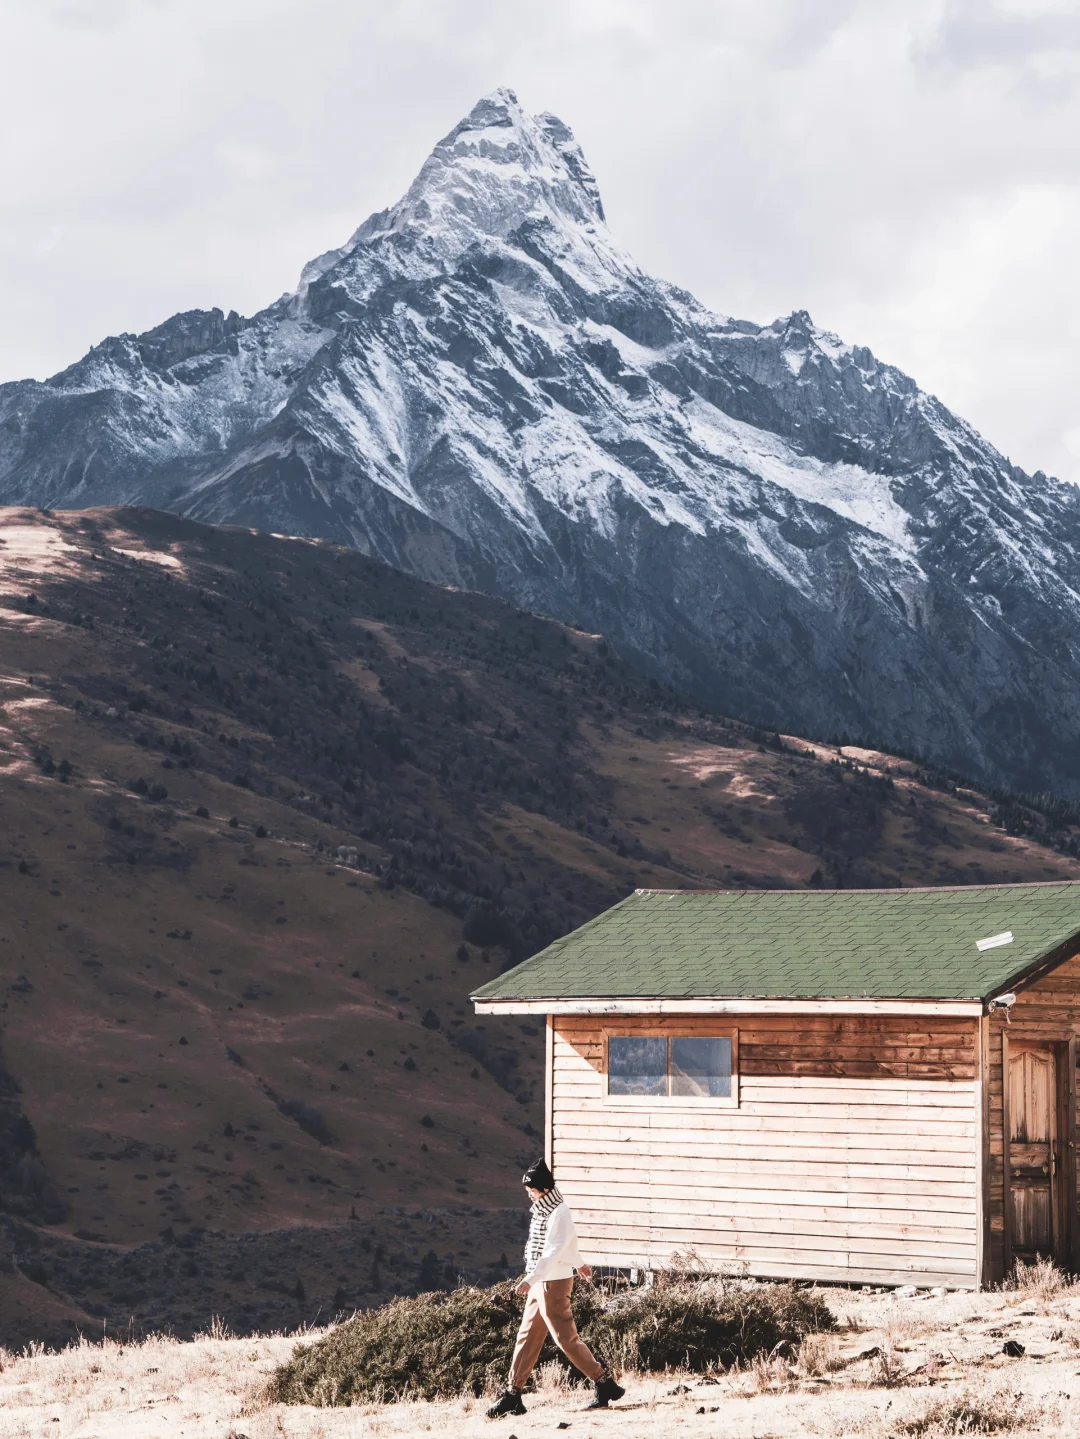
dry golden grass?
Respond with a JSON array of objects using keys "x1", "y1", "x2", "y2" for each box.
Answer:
[
  {"x1": 799, "y1": 1331, "x2": 845, "y2": 1376},
  {"x1": 1004, "y1": 1256, "x2": 1075, "y2": 1302},
  {"x1": 837, "y1": 1377, "x2": 1062, "y2": 1437},
  {"x1": 0, "y1": 1327, "x2": 291, "y2": 1438}
]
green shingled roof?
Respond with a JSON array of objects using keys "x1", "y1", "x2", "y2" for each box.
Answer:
[{"x1": 471, "y1": 883, "x2": 1080, "y2": 1003}]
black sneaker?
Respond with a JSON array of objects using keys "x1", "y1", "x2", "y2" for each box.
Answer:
[
  {"x1": 585, "y1": 1375, "x2": 625, "y2": 1409},
  {"x1": 486, "y1": 1389, "x2": 527, "y2": 1418}
]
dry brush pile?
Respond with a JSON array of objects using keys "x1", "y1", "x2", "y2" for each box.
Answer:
[{"x1": 268, "y1": 1276, "x2": 835, "y2": 1405}]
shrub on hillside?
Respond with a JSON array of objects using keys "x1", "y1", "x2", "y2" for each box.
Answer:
[
  {"x1": 274, "y1": 1097, "x2": 334, "y2": 1146},
  {"x1": 268, "y1": 1277, "x2": 834, "y2": 1406}
]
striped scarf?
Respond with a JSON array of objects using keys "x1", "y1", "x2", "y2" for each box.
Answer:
[{"x1": 524, "y1": 1187, "x2": 564, "y2": 1275}]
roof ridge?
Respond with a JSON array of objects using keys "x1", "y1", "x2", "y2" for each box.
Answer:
[{"x1": 633, "y1": 880, "x2": 1080, "y2": 896}]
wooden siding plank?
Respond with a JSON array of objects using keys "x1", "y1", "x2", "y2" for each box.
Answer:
[
  {"x1": 552, "y1": 1082, "x2": 977, "y2": 1112},
  {"x1": 552, "y1": 1100, "x2": 976, "y2": 1134},
  {"x1": 556, "y1": 1171, "x2": 976, "y2": 1199},
  {"x1": 574, "y1": 1226, "x2": 977, "y2": 1264},
  {"x1": 553, "y1": 1072, "x2": 976, "y2": 1096},
  {"x1": 559, "y1": 1177, "x2": 976, "y2": 1212},
  {"x1": 575, "y1": 1228, "x2": 978, "y2": 1263},
  {"x1": 554, "y1": 1149, "x2": 976, "y2": 1177},
  {"x1": 575, "y1": 1215, "x2": 977, "y2": 1249},
  {"x1": 570, "y1": 1230, "x2": 976, "y2": 1268},
  {"x1": 571, "y1": 1209, "x2": 974, "y2": 1243},
  {"x1": 554, "y1": 1063, "x2": 977, "y2": 1093},
  {"x1": 555, "y1": 1044, "x2": 980, "y2": 1071},
  {"x1": 740, "y1": 1044, "x2": 974, "y2": 1060},
  {"x1": 557, "y1": 1016, "x2": 977, "y2": 1035},
  {"x1": 556, "y1": 1165, "x2": 975, "y2": 1195},
  {"x1": 552, "y1": 1122, "x2": 977, "y2": 1152},
  {"x1": 567, "y1": 1189, "x2": 977, "y2": 1220},
  {"x1": 746, "y1": 1064, "x2": 974, "y2": 1080}
]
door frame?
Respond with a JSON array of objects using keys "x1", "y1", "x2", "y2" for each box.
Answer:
[{"x1": 1002, "y1": 1033, "x2": 1076, "y2": 1273}]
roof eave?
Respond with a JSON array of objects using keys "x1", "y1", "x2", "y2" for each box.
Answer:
[
  {"x1": 981, "y1": 929, "x2": 1080, "y2": 1004},
  {"x1": 472, "y1": 996, "x2": 985, "y2": 1017}
]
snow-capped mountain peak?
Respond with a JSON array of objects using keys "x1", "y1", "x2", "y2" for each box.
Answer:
[
  {"x1": 300, "y1": 88, "x2": 610, "y2": 301},
  {"x1": 3, "y1": 92, "x2": 1080, "y2": 795},
  {"x1": 367, "y1": 87, "x2": 607, "y2": 243}
]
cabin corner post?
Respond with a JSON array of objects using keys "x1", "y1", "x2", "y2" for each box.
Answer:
[
  {"x1": 977, "y1": 1014, "x2": 989, "y2": 1289},
  {"x1": 1002, "y1": 1030, "x2": 1012, "y2": 1279},
  {"x1": 1068, "y1": 1035, "x2": 1079, "y2": 1275},
  {"x1": 545, "y1": 1014, "x2": 554, "y2": 1169}
]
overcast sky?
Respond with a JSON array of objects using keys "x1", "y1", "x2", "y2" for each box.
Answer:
[{"x1": 2, "y1": 0, "x2": 1078, "y2": 481}]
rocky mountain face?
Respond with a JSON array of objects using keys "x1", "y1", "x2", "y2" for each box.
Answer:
[{"x1": 3, "y1": 90, "x2": 1080, "y2": 793}]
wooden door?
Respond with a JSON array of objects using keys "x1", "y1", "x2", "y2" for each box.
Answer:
[{"x1": 1007, "y1": 1043, "x2": 1062, "y2": 1262}]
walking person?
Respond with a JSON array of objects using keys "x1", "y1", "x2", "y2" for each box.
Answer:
[{"x1": 487, "y1": 1159, "x2": 625, "y2": 1418}]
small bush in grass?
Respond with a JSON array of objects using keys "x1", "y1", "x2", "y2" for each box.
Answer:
[
  {"x1": 870, "y1": 1339, "x2": 905, "y2": 1389},
  {"x1": 275, "y1": 1097, "x2": 334, "y2": 1146},
  {"x1": 1005, "y1": 1256, "x2": 1070, "y2": 1301},
  {"x1": 798, "y1": 1332, "x2": 843, "y2": 1376},
  {"x1": 533, "y1": 1358, "x2": 571, "y2": 1396},
  {"x1": 582, "y1": 1279, "x2": 830, "y2": 1376},
  {"x1": 268, "y1": 1277, "x2": 834, "y2": 1406},
  {"x1": 892, "y1": 1381, "x2": 1052, "y2": 1436},
  {"x1": 270, "y1": 1283, "x2": 518, "y2": 1405}
]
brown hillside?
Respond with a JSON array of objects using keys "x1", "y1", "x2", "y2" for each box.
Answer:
[{"x1": 1, "y1": 505, "x2": 1078, "y2": 1346}]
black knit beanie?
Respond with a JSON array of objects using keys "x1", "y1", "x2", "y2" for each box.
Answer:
[{"x1": 522, "y1": 1158, "x2": 555, "y2": 1192}]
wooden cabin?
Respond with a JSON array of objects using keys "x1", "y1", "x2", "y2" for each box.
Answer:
[{"x1": 471, "y1": 883, "x2": 1080, "y2": 1290}]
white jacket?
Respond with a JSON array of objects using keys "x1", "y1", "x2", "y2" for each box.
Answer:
[{"x1": 527, "y1": 1201, "x2": 585, "y2": 1288}]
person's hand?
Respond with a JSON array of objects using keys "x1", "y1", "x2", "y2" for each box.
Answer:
[
  {"x1": 577, "y1": 1264, "x2": 593, "y2": 1283},
  {"x1": 515, "y1": 1280, "x2": 530, "y2": 1296}
]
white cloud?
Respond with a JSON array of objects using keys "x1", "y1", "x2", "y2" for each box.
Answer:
[
  {"x1": 46, "y1": 0, "x2": 136, "y2": 32},
  {"x1": 216, "y1": 144, "x2": 275, "y2": 182},
  {"x1": 0, "y1": 0, "x2": 1078, "y2": 481}
]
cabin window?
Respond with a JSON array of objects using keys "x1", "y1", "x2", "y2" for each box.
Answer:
[
  {"x1": 608, "y1": 1036, "x2": 667, "y2": 1096},
  {"x1": 606, "y1": 1032, "x2": 736, "y2": 1101}
]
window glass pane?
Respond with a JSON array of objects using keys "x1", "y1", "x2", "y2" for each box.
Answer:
[
  {"x1": 670, "y1": 1036, "x2": 732, "y2": 1097},
  {"x1": 608, "y1": 1036, "x2": 667, "y2": 1096}
]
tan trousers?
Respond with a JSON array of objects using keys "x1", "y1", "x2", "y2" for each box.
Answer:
[{"x1": 508, "y1": 1277, "x2": 604, "y2": 1390}]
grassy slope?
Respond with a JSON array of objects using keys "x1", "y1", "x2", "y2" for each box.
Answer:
[{"x1": 1, "y1": 504, "x2": 1078, "y2": 1345}]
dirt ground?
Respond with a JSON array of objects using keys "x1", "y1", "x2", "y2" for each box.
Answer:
[{"x1": 4, "y1": 1279, "x2": 1080, "y2": 1438}]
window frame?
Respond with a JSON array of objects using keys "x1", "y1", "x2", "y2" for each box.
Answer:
[{"x1": 601, "y1": 1027, "x2": 739, "y2": 1108}]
